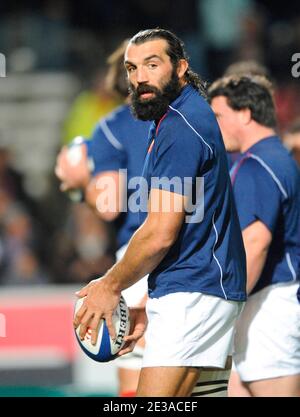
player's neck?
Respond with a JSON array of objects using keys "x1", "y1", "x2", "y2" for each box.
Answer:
[{"x1": 240, "y1": 125, "x2": 276, "y2": 153}]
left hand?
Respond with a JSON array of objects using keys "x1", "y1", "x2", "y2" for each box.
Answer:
[
  {"x1": 117, "y1": 306, "x2": 148, "y2": 356},
  {"x1": 73, "y1": 277, "x2": 120, "y2": 345}
]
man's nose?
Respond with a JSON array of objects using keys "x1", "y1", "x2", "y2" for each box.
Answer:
[{"x1": 136, "y1": 67, "x2": 149, "y2": 84}]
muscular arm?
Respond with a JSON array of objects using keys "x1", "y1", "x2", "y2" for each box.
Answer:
[
  {"x1": 242, "y1": 220, "x2": 272, "y2": 294},
  {"x1": 106, "y1": 188, "x2": 186, "y2": 290},
  {"x1": 74, "y1": 188, "x2": 187, "y2": 343}
]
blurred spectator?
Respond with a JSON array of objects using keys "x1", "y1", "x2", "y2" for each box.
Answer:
[
  {"x1": 0, "y1": 0, "x2": 70, "y2": 72},
  {"x1": 273, "y1": 82, "x2": 300, "y2": 133},
  {"x1": 224, "y1": 59, "x2": 270, "y2": 78},
  {"x1": 50, "y1": 204, "x2": 114, "y2": 284},
  {"x1": 198, "y1": 0, "x2": 255, "y2": 79},
  {"x1": 0, "y1": 192, "x2": 48, "y2": 286},
  {"x1": 283, "y1": 118, "x2": 300, "y2": 165},
  {"x1": 233, "y1": 4, "x2": 266, "y2": 64},
  {"x1": 0, "y1": 146, "x2": 37, "y2": 216},
  {"x1": 0, "y1": 139, "x2": 49, "y2": 286}
]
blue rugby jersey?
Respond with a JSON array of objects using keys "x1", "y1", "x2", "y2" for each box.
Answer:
[
  {"x1": 89, "y1": 104, "x2": 151, "y2": 248},
  {"x1": 230, "y1": 136, "x2": 300, "y2": 294},
  {"x1": 140, "y1": 85, "x2": 247, "y2": 301}
]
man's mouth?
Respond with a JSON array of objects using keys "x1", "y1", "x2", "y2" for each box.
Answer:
[{"x1": 139, "y1": 92, "x2": 155, "y2": 100}]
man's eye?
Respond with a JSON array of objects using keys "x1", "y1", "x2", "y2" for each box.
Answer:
[
  {"x1": 127, "y1": 67, "x2": 135, "y2": 73},
  {"x1": 148, "y1": 64, "x2": 157, "y2": 69}
]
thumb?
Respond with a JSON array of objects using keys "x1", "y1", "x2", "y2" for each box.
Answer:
[{"x1": 75, "y1": 286, "x2": 89, "y2": 298}]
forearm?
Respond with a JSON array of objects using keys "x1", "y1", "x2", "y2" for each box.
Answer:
[
  {"x1": 84, "y1": 172, "x2": 122, "y2": 222},
  {"x1": 84, "y1": 184, "x2": 116, "y2": 221}
]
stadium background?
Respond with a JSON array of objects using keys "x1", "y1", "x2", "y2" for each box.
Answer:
[{"x1": 0, "y1": 0, "x2": 299, "y2": 397}]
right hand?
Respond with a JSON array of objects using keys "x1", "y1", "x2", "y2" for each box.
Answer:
[{"x1": 73, "y1": 276, "x2": 121, "y2": 345}]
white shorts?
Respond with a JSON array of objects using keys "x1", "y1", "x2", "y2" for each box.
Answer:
[
  {"x1": 233, "y1": 281, "x2": 300, "y2": 382},
  {"x1": 115, "y1": 244, "x2": 148, "y2": 370},
  {"x1": 142, "y1": 291, "x2": 244, "y2": 368}
]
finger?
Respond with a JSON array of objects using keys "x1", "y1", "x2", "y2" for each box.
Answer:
[
  {"x1": 73, "y1": 303, "x2": 87, "y2": 329},
  {"x1": 90, "y1": 313, "x2": 102, "y2": 346},
  {"x1": 78, "y1": 310, "x2": 95, "y2": 340},
  {"x1": 118, "y1": 341, "x2": 135, "y2": 356},
  {"x1": 105, "y1": 313, "x2": 116, "y2": 341},
  {"x1": 75, "y1": 286, "x2": 89, "y2": 298},
  {"x1": 124, "y1": 326, "x2": 145, "y2": 343}
]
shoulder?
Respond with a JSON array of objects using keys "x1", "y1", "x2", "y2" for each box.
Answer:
[
  {"x1": 103, "y1": 104, "x2": 130, "y2": 127},
  {"x1": 237, "y1": 154, "x2": 279, "y2": 181},
  {"x1": 236, "y1": 153, "x2": 288, "y2": 200},
  {"x1": 90, "y1": 107, "x2": 127, "y2": 150}
]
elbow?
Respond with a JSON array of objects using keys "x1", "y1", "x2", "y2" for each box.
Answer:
[{"x1": 151, "y1": 231, "x2": 177, "y2": 253}]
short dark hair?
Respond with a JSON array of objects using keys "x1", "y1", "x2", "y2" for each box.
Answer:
[
  {"x1": 129, "y1": 28, "x2": 207, "y2": 97},
  {"x1": 208, "y1": 75, "x2": 277, "y2": 129}
]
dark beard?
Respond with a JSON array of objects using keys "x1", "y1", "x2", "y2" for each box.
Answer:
[{"x1": 129, "y1": 69, "x2": 182, "y2": 121}]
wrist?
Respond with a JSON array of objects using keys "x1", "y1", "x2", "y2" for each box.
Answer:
[{"x1": 101, "y1": 273, "x2": 123, "y2": 295}]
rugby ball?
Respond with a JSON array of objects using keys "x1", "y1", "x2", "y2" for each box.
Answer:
[{"x1": 74, "y1": 295, "x2": 130, "y2": 362}]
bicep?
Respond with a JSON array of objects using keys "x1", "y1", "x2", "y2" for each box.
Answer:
[
  {"x1": 234, "y1": 161, "x2": 282, "y2": 233},
  {"x1": 144, "y1": 189, "x2": 186, "y2": 244},
  {"x1": 242, "y1": 220, "x2": 272, "y2": 252},
  {"x1": 242, "y1": 220, "x2": 272, "y2": 293}
]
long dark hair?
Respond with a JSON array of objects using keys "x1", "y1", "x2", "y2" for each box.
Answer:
[{"x1": 130, "y1": 28, "x2": 207, "y2": 98}]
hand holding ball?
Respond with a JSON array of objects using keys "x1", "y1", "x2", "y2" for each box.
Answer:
[{"x1": 74, "y1": 295, "x2": 130, "y2": 362}]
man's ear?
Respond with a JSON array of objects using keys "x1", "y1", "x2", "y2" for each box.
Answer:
[{"x1": 177, "y1": 59, "x2": 189, "y2": 79}]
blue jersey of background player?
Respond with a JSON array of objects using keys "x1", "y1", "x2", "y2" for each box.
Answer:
[
  {"x1": 88, "y1": 104, "x2": 151, "y2": 249},
  {"x1": 141, "y1": 84, "x2": 247, "y2": 301},
  {"x1": 230, "y1": 135, "x2": 300, "y2": 294}
]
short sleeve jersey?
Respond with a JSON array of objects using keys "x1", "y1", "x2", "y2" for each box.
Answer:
[
  {"x1": 230, "y1": 136, "x2": 300, "y2": 294},
  {"x1": 141, "y1": 85, "x2": 247, "y2": 301}
]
